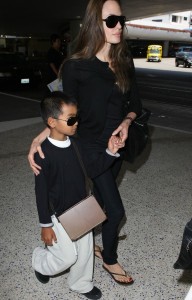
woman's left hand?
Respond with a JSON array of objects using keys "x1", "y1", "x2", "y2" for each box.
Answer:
[
  {"x1": 112, "y1": 113, "x2": 137, "y2": 142},
  {"x1": 112, "y1": 119, "x2": 131, "y2": 143}
]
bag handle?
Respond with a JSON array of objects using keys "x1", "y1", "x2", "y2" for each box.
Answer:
[
  {"x1": 71, "y1": 140, "x2": 88, "y2": 178},
  {"x1": 49, "y1": 139, "x2": 92, "y2": 216},
  {"x1": 71, "y1": 139, "x2": 93, "y2": 196}
]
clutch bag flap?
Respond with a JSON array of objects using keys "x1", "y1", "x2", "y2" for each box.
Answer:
[{"x1": 58, "y1": 195, "x2": 107, "y2": 241}]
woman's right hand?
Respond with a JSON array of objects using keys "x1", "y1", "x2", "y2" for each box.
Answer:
[
  {"x1": 28, "y1": 127, "x2": 50, "y2": 175},
  {"x1": 28, "y1": 128, "x2": 50, "y2": 175},
  {"x1": 28, "y1": 139, "x2": 44, "y2": 175}
]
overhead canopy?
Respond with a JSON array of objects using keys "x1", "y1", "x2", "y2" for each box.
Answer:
[{"x1": 0, "y1": 0, "x2": 192, "y2": 37}]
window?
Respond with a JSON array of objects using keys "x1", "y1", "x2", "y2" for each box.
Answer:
[
  {"x1": 150, "y1": 49, "x2": 160, "y2": 53},
  {"x1": 152, "y1": 19, "x2": 162, "y2": 22},
  {"x1": 172, "y1": 15, "x2": 178, "y2": 22}
]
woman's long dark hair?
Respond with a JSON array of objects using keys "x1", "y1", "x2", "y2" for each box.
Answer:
[{"x1": 62, "y1": 0, "x2": 133, "y2": 93}]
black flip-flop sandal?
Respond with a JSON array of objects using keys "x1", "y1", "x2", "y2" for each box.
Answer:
[{"x1": 102, "y1": 265, "x2": 134, "y2": 285}]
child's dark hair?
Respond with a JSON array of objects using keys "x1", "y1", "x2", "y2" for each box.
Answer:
[{"x1": 41, "y1": 91, "x2": 77, "y2": 128}]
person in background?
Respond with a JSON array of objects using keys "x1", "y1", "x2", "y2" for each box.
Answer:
[
  {"x1": 47, "y1": 33, "x2": 63, "y2": 83},
  {"x1": 28, "y1": 0, "x2": 142, "y2": 285},
  {"x1": 32, "y1": 91, "x2": 124, "y2": 299}
]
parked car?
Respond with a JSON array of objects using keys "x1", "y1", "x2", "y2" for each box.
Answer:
[
  {"x1": 0, "y1": 52, "x2": 42, "y2": 88},
  {"x1": 176, "y1": 46, "x2": 192, "y2": 53},
  {"x1": 175, "y1": 51, "x2": 192, "y2": 68}
]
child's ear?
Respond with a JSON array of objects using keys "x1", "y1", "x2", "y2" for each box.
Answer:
[{"x1": 47, "y1": 117, "x2": 56, "y2": 128}]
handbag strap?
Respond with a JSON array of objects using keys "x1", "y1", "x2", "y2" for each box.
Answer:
[
  {"x1": 71, "y1": 139, "x2": 92, "y2": 195},
  {"x1": 71, "y1": 139, "x2": 88, "y2": 178},
  {"x1": 48, "y1": 139, "x2": 92, "y2": 216}
]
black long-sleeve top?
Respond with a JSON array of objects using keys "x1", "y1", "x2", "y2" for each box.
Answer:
[
  {"x1": 34, "y1": 137, "x2": 117, "y2": 226},
  {"x1": 61, "y1": 57, "x2": 142, "y2": 141}
]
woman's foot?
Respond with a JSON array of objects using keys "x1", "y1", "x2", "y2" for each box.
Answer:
[
  {"x1": 94, "y1": 245, "x2": 103, "y2": 260},
  {"x1": 102, "y1": 262, "x2": 134, "y2": 285}
]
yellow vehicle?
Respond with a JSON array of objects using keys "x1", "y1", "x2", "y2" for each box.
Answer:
[{"x1": 147, "y1": 45, "x2": 162, "y2": 62}]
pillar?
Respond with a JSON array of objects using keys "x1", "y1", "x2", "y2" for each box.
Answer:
[{"x1": 163, "y1": 41, "x2": 169, "y2": 57}]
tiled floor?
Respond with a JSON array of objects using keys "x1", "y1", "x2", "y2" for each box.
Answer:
[{"x1": 0, "y1": 120, "x2": 192, "y2": 300}]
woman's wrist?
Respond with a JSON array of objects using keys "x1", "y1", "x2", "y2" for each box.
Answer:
[
  {"x1": 123, "y1": 116, "x2": 133, "y2": 126},
  {"x1": 123, "y1": 112, "x2": 137, "y2": 125},
  {"x1": 32, "y1": 136, "x2": 40, "y2": 144},
  {"x1": 124, "y1": 116, "x2": 133, "y2": 124},
  {"x1": 33, "y1": 128, "x2": 50, "y2": 145}
]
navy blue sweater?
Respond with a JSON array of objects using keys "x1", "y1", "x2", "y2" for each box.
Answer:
[{"x1": 34, "y1": 138, "x2": 116, "y2": 225}]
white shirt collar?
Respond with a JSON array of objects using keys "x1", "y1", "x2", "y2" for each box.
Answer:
[{"x1": 48, "y1": 136, "x2": 71, "y2": 148}]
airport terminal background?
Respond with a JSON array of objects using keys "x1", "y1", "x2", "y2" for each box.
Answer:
[
  {"x1": 0, "y1": 6, "x2": 192, "y2": 300},
  {"x1": 0, "y1": 56, "x2": 192, "y2": 300}
]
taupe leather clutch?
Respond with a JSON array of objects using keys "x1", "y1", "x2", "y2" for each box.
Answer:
[
  {"x1": 50, "y1": 140, "x2": 107, "y2": 241},
  {"x1": 58, "y1": 194, "x2": 106, "y2": 241}
]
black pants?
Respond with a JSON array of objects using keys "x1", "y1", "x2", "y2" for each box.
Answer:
[{"x1": 93, "y1": 157, "x2": 125, "y2": 265}]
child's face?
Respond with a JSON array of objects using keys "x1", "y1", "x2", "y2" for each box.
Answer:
[{"x1": 50, "y1": 104, "x2": 78, "y2": 140}]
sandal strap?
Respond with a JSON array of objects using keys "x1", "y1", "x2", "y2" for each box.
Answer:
[{"x1": 110, "y1": 271, "x2": 128, "y2": 277}]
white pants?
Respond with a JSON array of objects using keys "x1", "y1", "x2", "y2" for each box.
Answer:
[
  {"x1": 32, "y1": 215, "x2": 94, "y2": 293},
  {"x1": 185, "y1": 286, "x2": 192, "y2": 300}
]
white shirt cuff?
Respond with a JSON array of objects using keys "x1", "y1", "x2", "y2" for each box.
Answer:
[
  {"x1": 39, "y1": 223, "x2": 53, "y2": 228},
  {"x1": 106, "y1": 148, "x2": 120, "y2": 157}
]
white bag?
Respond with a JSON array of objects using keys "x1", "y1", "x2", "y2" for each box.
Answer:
[{"x1": 47, "y1": 78, "x2": 63, "y2": 92}]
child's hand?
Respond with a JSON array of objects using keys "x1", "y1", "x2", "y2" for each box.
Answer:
[
  {"x1": 108, "y1": 135, "x2": 125, "y2": 154},
  {"x1": 41, "y1": 227, "x2": 57, "y2": 246}
]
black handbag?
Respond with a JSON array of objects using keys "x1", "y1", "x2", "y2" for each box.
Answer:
[
  {"x1": 173, "y1": 219, "x2": 192, "y2": 270},
  {"x1": 123, "y1": 108, "x2": 151, "y2": 163}
]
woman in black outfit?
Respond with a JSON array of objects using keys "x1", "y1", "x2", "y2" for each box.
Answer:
[{"x1": 28, "y1": 0, "x2": 142, "y2": 284}]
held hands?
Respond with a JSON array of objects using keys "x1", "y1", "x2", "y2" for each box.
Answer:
[
  {"x1": 108, "y1": 135, "x2": 125, "y2": 154},
  {"x1": 112, "y1": 119, "x2": 131, "y2": 143},
  {"x1": 41, "y1": 227, "x2": 57, "y2": 246},
  {"x1": 109, "y1": 115, "x2": 136, "y2": 153}
]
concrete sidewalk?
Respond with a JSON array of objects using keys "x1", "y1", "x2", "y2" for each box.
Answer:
[{"x1": 0, "y1": 119, "x2": 192, "y2": 300}]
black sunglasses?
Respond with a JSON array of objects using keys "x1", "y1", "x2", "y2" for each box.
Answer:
[
  {"x1": 102, "y1": 15, "x2": 126, "y2": 28},
  {"x1": 54, "y1": 116, "x2": 78, "y2": 126}
]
